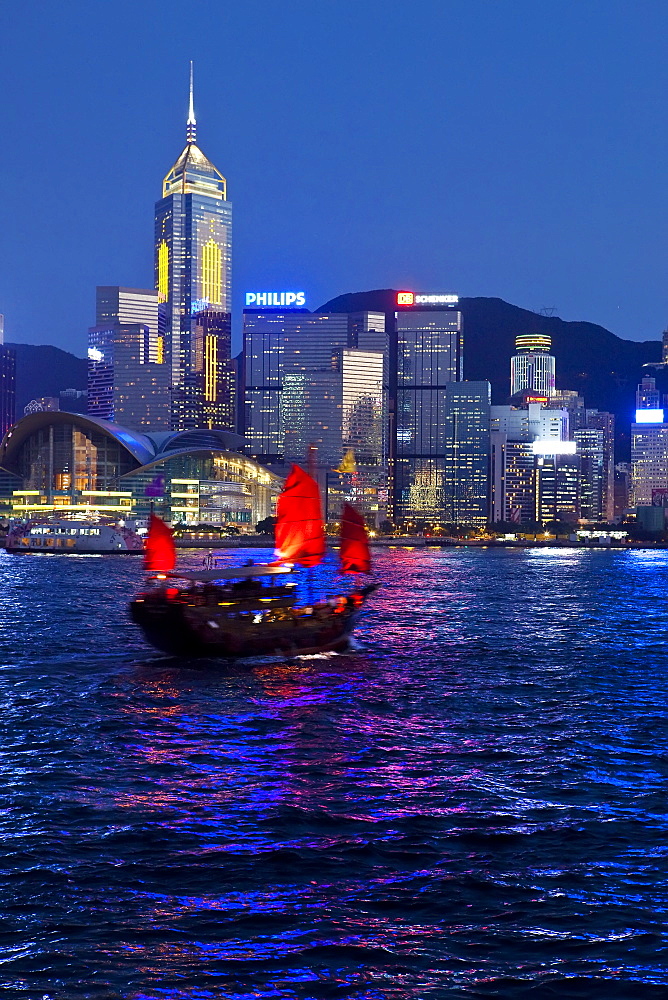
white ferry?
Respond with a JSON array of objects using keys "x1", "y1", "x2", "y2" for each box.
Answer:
[{"x1": 5, "y1": 519, "x2": 144, "y2": 555}]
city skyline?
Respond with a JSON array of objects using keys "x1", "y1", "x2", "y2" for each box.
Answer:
[{"x1": 3, "y1": 2, "x2": 668, "y2": 354}]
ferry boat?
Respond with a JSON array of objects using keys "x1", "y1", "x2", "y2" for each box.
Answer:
[
  {"x1": 129, "y1": 465, "x2": 378, "y2": 658},
  {"x1": 5, "y1": 519, "x2": 144, "y2": 554}
]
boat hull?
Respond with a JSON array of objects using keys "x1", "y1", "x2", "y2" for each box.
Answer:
[
  {"x1": 5, "y1": 520, "x2": 143, "y2": 554},
  {"x1": 129, "y1": 587, "x2": 376, "y2": 659}
]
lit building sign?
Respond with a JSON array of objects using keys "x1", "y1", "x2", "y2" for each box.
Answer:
[
  {"x1": 245, "y1": 292, "x2": 306, "y2": 308},
  {"x1": 396, "y1": 291, "x2": 459, "y2": 306},
  {"x1": 191, "y1": 298, "x2": 210, "y2": 315},
  {"x1": 515, "y1": 335, "x2": 552, "y2": 352},
  {"x1": 532, "y1": 439, "x2": 577, "y2": 455},
  {"x1": 635, "y1": 408, "x2": 665, "y2": 423},
  {"x1": 524, "y1": 395, "x2": 549, "y2": 404},
  {"x1": 88, "y1": 348, "x2": 104, "y2": 362}
]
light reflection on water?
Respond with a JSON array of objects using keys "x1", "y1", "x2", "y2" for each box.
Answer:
[{"x1": 0, "y1": 547, "x2": 666, "y2": 997}]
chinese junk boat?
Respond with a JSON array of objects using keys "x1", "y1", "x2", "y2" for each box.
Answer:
[{"x1": 129, "y1": 466, "x2": 378, "y2": 658}]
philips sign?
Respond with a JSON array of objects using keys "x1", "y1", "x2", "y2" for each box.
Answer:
[{"x1": 245, "y1": 291, "x2": 306, "y2": 308}]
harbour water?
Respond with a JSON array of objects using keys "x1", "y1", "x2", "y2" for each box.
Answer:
[{"x1": 0, "y1": 546, "x2": 666, "y2": 999}]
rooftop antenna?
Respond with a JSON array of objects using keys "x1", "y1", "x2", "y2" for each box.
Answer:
[{"x1": 186, "y1": 61, "x2": 197, "y2": 144}]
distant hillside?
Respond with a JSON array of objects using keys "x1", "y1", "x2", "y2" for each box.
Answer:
[
  {"x1": 318, "y1": 291, "x2": 663, "y2": 455},
  {"x1": 7, "y1": 343, "x2": 87, "y2": 415}
]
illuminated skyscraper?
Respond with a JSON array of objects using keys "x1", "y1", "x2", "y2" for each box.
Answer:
[
  {"x1": 511, "y1": 334, "x2": 556, "y2": 398},
  {"x1": 583, "y1": 409, "x2": 615, "y2": 520},
  {"x1": 96, "y1": 287, "x2": 161, "y2": 362},
  {"x1": 631, "y1": 376, "x2": 668, "y2": 506},
  {"x1": 442, "y1": 382, "x2": 491, "y2": 527},
  {"x1": 490, "y1": 437, "x2": 535, "y2": 524},
  {"x1": 88, "y1": 324, "x2": 171, "y2": 430},
  {"x1": 574, "y1": 427, "x2": 605, "y2": 520},
  {"x1": 155, "y1": 64, "x2": 233, "y2": 430},
  {"x1": 88, "y1": 287, "x2": 170, "y2": 430},
  {"x1": 394, "y1": 308, "x2": 465, "y2": 523}
]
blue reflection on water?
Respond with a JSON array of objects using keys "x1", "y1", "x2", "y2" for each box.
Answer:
[{"x1": 0, "y1": 547, "x2": 667, "y2": 997}]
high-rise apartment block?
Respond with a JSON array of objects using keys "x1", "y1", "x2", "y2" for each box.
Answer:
[{"x1": 155, "y1": 66, "x2": 233, "y2": 430}]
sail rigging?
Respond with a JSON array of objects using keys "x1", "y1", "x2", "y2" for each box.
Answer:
[
  {"x1": 340, "y1": 503, "x2": 371, "y2": 574},
  {"x1": 144, "y1": 513, "x2": 176, "y2": 572},
  {"x1": 274, "y1": 465, "x2": 326, "y2": 567}
]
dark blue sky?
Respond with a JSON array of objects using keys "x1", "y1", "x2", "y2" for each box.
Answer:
[{"x1": 2, "y1": 0, "x2": 667, "y2": 355}]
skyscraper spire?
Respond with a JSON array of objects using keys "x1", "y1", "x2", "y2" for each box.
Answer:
[{"x1": 186, "y1": 60, "x2": 197, "y2": 144}]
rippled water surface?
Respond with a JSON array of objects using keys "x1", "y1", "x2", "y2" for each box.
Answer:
[{"x1": 0, "y1": 545, "x2": 667, "y2": 999}]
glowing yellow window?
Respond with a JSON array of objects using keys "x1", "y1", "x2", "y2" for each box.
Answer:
[
  {"x1": 158, "y1": 240, "x2": 169, "y2": 302},
  {"x1": 201, "y1": 238, "x2": 221, "y2": 305}
]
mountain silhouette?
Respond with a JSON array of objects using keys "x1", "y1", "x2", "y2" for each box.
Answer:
[{"x1": 8, "y1": 343, "x2": 87, "y2": 416}]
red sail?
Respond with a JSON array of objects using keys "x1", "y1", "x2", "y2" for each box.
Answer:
[
  {"x1": 340, "y1": 503, "x2": 371, "y2": 574},
  {"x1": 275, "y1": 465, "x2": 326, "y2": 567},
  {"x1": 144, "y1": 513, "x2": 176, "y2": 572}
]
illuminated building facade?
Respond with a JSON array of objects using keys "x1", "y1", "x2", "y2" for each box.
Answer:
[
  {"x1": 96, "y1": 287, "x2": 161, "y2": 361},
  {"x1": 242, "y1": 309, "x2": 387, "y2": 520},
  {"x1": 511, "y1": 334, "x2": 556, "y2": 398},
  {"x1": 0, "y1": 413, "x2": 279, "y2": 526},
  {"x1": 172, "y1": 309, "x2": 235, "y2": 431},
  {"x1": 442, "y1": 381, "x2": 490, "y2": 527},
  {"x1": 88, "y1": 328, "x2": 170, "y2": 431},
  {"x1": 398, "y1": 381, "x2": 490, "y2": 527},
  {"x1": 490, "y1": 403, "x2": 568, "y2": 443},
  {"x1": 582, "y1": 410, "x2": 615, "y2": 520},
  {"x1": 155, "y1": 66, "x2": 233, "y2": 430},
  {"x1": 631, "y1": 376, "x2": 668, "y2": 506},
  {"x1": 574, "y1": 427, "x2": 605, "y2": 520},
  {"x1": 489, "y1": 403, "x2": 579, "y2": 524},
  {"x1": 394, "y1": 307, "x2": 466, "y2": 523},
  {"x1": 549, "y1": 389, "x2": 586, "y2": 433},
  {"x1": 534, "y1": 450, "x2": 580, "y2": 523},
  {"x1": 0, "y1": 314, "x2": 16, "y2": 438},
  {"x1": 87, "y1": 286, "x2": 169, "y2": 430},
  {"x1": 490, "y1": 436, "x2": 535, "y2": 524}
]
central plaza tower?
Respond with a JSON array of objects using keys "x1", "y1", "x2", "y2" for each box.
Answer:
[{"x1": 154, "y1": 65, "x2": 234, "y2": 430}]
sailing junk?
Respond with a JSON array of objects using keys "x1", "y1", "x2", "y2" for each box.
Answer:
[{"x1": 129, "y1": 465, "x2": 378, "y2": 658}]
